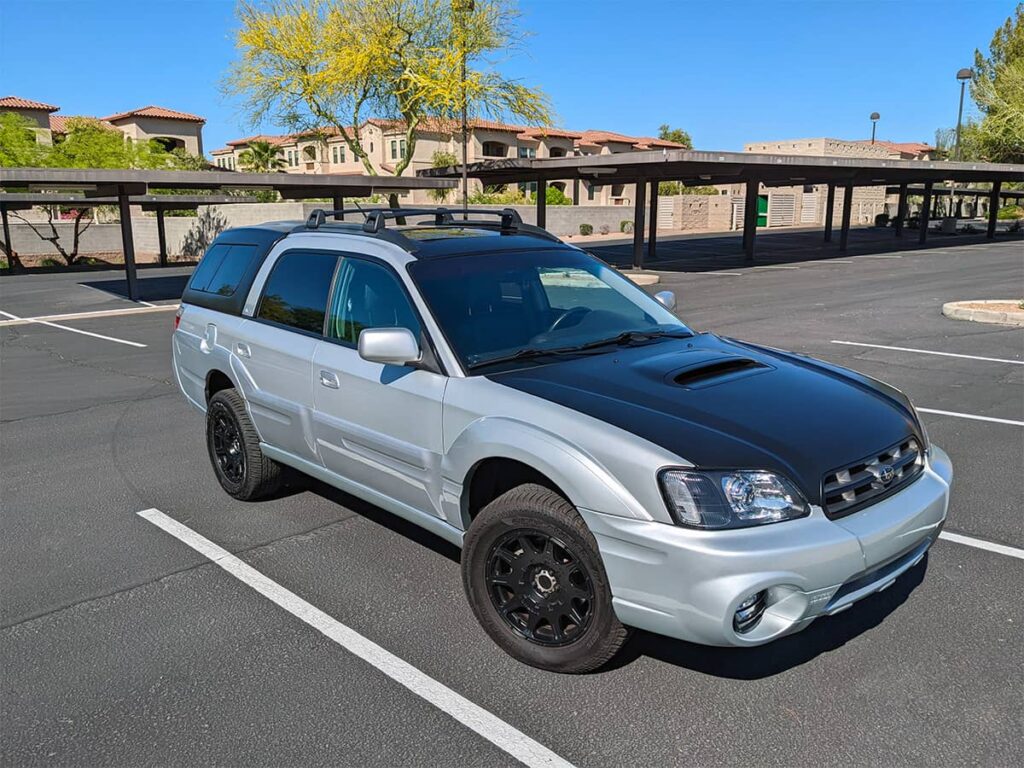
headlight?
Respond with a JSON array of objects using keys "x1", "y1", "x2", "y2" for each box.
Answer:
[
  {"x1": 659, "y1": 469, "x2": 810, "y2": 529},
  {"x1": 909, "y1": 402, "x2": 931, "y2": 454}
]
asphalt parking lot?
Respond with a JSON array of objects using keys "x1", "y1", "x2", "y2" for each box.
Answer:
[{"x1": 1, "y1": 229, "x2": 1022, "y2": 767}]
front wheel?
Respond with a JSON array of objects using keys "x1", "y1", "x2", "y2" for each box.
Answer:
[{"x1": 462, "y1": 484, "x2": 630, "y2": 673}]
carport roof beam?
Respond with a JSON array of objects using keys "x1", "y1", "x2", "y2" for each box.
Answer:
[
  {"x1": 419, "y1": 149, "x2": 1024, "y2": 188},
  {"x1": 0, "y1": 167, "x2": 455, "y2": 198}
]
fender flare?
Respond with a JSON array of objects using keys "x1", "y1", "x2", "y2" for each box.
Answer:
[{"x1": 442, "y1": 416, "x2": 655, "y2": 527}]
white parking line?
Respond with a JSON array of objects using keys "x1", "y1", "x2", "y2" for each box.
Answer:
[
  {"x1": 699, "y1": 271, "x2": 744, "y2": 277},
  {"x1": 0, "y1": 310, "x2": 147, "y2": 348},
  {"x1": 917, "y1": 408, "x2": 1024, "y2": 427},
  {"x1": 137, "y1": 508, "x2": 575, "y2": 768},
  {"x1": 831, "y1": 340, "x2": 1024, "y2": 366},
  {"x1": 0, "y1": 304, "x2": 177, "y2": 327},
  {"x1": 754, "y1": 265, "x2": 800, "y2": 270},
  {"x1": 939, "y1": 532, "x2": 1024, "y2": 560}
]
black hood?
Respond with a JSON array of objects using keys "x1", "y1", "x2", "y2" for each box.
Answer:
[{"x1": 488, "y1": 334, "x2": 920, "y2": 505}]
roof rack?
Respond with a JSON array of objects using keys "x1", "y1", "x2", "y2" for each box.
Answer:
[{"x1": 305, "y1": 206, "x2": 524, "y2": 233}]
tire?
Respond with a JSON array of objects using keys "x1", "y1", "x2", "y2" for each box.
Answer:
[
  {"x1": 462, "y1": 484, "x2": 630, "y2": 673},
  {"x1": 206, "y1": 388, "x2": 282, "y2": 501}
]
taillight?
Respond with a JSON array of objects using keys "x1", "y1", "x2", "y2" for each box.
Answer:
[{"x1": 174, "y1": 306, "x2": 183, "y2": 331}]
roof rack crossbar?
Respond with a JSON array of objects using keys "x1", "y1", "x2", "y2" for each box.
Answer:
[{"x1": 305, "y1": 206, "x2": 525, "y2": 233}]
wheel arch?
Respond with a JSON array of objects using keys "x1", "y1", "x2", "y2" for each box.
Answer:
[
  {"x1": 445, "y1": 417, "x2": 653, "y2": 531},
  {"x1": 205, "y1": 368, "x2": 236, "y2": 403}
]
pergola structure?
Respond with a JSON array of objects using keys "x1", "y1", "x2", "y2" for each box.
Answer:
[
  {"x1": 0, "y1": 168, "x2": 455, "y2": 299},
  {"x1": 420, "y1": 150, "x2": 1024, "y2": 268}
]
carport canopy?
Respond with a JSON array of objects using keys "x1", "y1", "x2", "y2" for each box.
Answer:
[
  {"x1": 419, "y1": 149, "x2": 1024, "y2": 266},
  {"x1": 0, "y1": 167, "x2": 456, "y2": 299}
]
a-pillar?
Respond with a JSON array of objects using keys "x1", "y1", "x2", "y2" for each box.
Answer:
[
  {"x1": 919, "y1": 182, "x2": 934, "y2": 244},
  {"x1": 156, "y1": 208, "x2": 168, "y2": 268},
  {"x1": 117, "y1": 185, "x2": 139, "y2": 301},
  {"x1": 647, "y1": 181, "x2": 659, "y2": 263},
  {"x1": 823, "y1": 182, "x2": 836, "y2": 242},
  {"x1": 894, "y1": 183, "x2": 908, "y2": 237},
  {"x1": 536, "y1": 179, "x2": 547, "y2": 229},
  {"x1": 742, "y1": 178, "x2": 759, "y2": 261},
  {"x1": 987, "y1": 181, "x2": 1002, "y2": 239},
  {"x1": 632, "y1": 178, "x2": 647, "y2": 269},
  {"x1": 839, "y1": 184, "x2": 854, "y2": 252}
]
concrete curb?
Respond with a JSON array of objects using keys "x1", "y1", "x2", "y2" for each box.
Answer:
[
  {"x1": 942, "y1": 300, "x2": 1024, "y2": 327},
  {"x1": 622, "y1": 272, "x2": 661, "y2": 286}
]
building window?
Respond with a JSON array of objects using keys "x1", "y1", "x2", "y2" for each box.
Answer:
[
  {"x1": 332, "y1": 145, "x2": 339, "y2": 164},
  {"x1": 391, "y1": 140, "x2": 398, "y2": 160},
  {"x1": 549, "y1": 147, "x2": 566, "y2": 158},
  {"x1": 518, "y1": 146, "x2": 536, "y2": 159},
  {"x1": 400, "y1": 139, "x2": 407, "y2": 158},
  {"x1": 482, "y1": 141, "x2": 507, "y2": 158},
  {"x1": 587, "y1": 183, "x2": 597, "y2": 201}
]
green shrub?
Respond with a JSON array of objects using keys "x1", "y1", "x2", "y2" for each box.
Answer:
[
  {"x1": 579, "y1": 223, "x2": 593, "y2": 236},
  {"x1": 620, "y1": 220, "x2": 634, "y2": 233},
  {"x1": 996, "y1": 205, "x2": 1024, "y2": 220},
  {"x1": 41, "y1": 257, "x2": 62, "y2": 267},
  {"x1": 545, "y1": 186, "x2": 572, "y2": 206},
  {"x1": 0, "y1": 257, "x2": 8, "y2": 270}
]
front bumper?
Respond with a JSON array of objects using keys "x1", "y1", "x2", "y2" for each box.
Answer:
[{"x1": 580, "y1": 444, "x2": 953, "y2": 647}]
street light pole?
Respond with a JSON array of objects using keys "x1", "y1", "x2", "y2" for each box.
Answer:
[
  {"x1": 954, "y1": 68, "x2": 972, "y2": 161},
  {"x1": 870, "y1": 112, "x2": 880, "y2": 144},
  {"x1": 454, "y1": 0, "x2": 475, "y2": 218}
]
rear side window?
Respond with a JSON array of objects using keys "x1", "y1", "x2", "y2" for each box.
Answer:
[
  {"x1": 189, "y1": 243, "x2": 259, "y2": 296},
  {"x1": 256, "y1": 250, "x2": 339, "y2": 334}
]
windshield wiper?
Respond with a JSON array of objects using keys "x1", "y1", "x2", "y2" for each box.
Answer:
[
  {"x1": 467, "y1": 329, "x2": 690, "y2": 372},
  {"x1": 574, "y1": 328, "x2": 692, "y2": 351}
]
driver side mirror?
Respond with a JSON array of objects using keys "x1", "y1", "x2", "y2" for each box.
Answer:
[
  {"x1": 358, "y1": 328, "x2": 422, "y2": 366},
  {"x1": 654, "y1": 290, "x2": 677, "y2": 311}
]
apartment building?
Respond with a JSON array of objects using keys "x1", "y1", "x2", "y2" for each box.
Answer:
[
  {"x1": 0, "y1": 96, "x2": 205, "y2": 155},
  {"x1": 212, "y1": 119, "x2": 685, "y2": 205}
]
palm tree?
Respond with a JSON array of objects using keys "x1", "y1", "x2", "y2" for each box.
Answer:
[{"x1": 238, "y1": 140, "x2": 285, "y2": 172}]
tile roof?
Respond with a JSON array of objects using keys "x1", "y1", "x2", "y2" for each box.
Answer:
[
  {"x1": 0, "y1": 96, "x2": 59, "y2": 111},
  {"x1": 101, "y1": 105, "x2": 205, "y2": 123},
  {"x1": 226, "y1": 134, "x2": 291, "y2": 147},
  {"x1": 48, "y1": 115, "x2": 117, "y2": 134},
  {"x1": 210, "y1": 147, "x2": 235, "y2": 155}
]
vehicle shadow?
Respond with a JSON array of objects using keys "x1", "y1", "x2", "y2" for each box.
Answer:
[
  {"x1": 607, "y1": 555, "x2": 929, "y2": 679},
  {"x1": 303, "y1": 477, "x2": 462, "y2": 564}
]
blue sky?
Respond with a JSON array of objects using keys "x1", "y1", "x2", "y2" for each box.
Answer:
[{"x1": 0, "y1": 0, "x2": 1014, "y2": 153}]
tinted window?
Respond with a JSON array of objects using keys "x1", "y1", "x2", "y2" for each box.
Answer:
[
  {"x1": 189, "y1": 243, "x2": 259, "y2": 296},
  {"x1": 326, "y1": 258, "x2": 421, "y2": 345},
  {"x1": 257, "y1": 251, "x2": 339, "y2": 334}
]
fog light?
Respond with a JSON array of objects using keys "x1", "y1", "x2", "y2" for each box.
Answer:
[{"x1": 733, "y1": 590, "x2": 767, "y2": 634}]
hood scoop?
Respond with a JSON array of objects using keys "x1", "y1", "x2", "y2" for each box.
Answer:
[{"x1": 669, "y1": 355, "x2": 769, "y2": 389}]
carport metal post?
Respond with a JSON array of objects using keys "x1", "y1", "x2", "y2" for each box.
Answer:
[
  {"x1": 647, "y1": 181, "x2": 659, "y2": 263},
  {"x1": 823, "y1": 182, "x2": 836, "y2": 242},
  {"x1": 632, "y1": 178, "x2": 647, "y2": 269},
  {"x1": 894, "y1": 183, "x2": 908, "y2": 237},
  {"x1": 987, "y1": 181, "x2": 1002, "y2": 238},
  {"x1": 156, "y1": 208, "x2": 168, "y2": 268},
  {"x1": 117, "y1": 185, "x2": 139, "y2": 301},
  {"x1": 919, "y1": 182, "x2": 933, "y2": 245},
  {"x1": 332, "y1": 194, "x2": 344, "y2": 221},
  {"x1": 536, "y1": 179, "x2": 547, "y2": 229},
  {"x1": 839, "y1": 184, "x2": 854, "y2": 252},
  {"x1": 742, "y1": 178, "x2": 759, "y2": 261},
  {"x1": 1, "y1": 202, "x2": 11, "y2": 272}
]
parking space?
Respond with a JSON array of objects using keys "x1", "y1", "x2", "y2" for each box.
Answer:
[{"x1": 1, "y1": 236, "x2": 1022, "y2": 766}]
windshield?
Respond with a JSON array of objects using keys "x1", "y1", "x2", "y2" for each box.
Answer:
[{"x1": 408, "y1": 248, "x2": 691, "y2": 371}]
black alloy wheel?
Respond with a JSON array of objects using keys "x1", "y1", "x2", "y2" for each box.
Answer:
[
  {"x1": 485, "y1": 529, "x2": 595, "y2": 646},
  {"x1": 210, "y1": 402, "x2": 246, "y2": 485}
]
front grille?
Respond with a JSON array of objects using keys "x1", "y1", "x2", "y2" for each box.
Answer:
[{"x1": 822, "y1": 437, "x2": 923, "y2": 519}]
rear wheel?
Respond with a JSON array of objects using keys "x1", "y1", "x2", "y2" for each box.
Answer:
[
  {"x1": 206, "y1": 388, "x2": 282, "y2": 500},
  {"x1": 462, "y1": 484, "x2": 630, "y2": 673}
]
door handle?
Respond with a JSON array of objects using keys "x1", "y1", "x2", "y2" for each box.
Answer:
[
  {"x1": 319, "y1": 370, "x2": 340, "y2": 389},
  {"x1": 234, "y1": 342, "x2": 251, "y2": 358}
]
